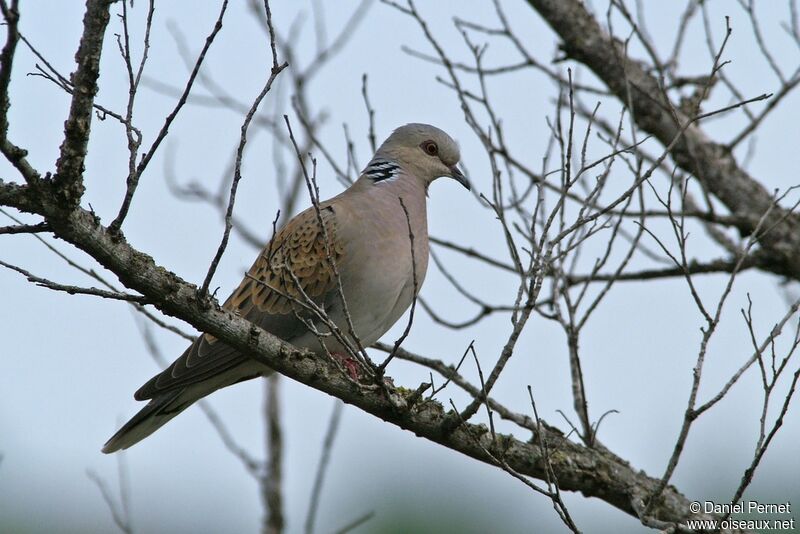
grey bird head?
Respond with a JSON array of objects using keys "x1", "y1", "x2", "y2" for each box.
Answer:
[{"x1": 372, "y1": 123, "x2": 470, "y2": 190}]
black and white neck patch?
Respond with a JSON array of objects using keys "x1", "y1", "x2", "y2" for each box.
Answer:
[{"x1": 363, "y1": 158, "x2": 401, "y2": 184}]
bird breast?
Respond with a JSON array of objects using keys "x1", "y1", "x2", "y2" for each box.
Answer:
[{"x1": 332, "y1": 190, "x2": 429, "y2": 346}]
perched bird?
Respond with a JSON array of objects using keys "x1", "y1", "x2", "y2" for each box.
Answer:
[{"x1": 103, "y1": 123, "x2": 469, "y2": 453}]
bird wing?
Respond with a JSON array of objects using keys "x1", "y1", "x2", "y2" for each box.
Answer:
[{"x1": 134, "y1": 204, "x2": 344, "y2": 400}]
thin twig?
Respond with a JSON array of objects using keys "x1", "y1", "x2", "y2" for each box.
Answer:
[
  {"x1": 87, "y1": 467, "x2": 134, "y2": 534},
  {"x1": 378, "y1": 197, "x2": 418, "y2": 372},
  {"x1": 332, "y1": 511, "x2": 375, "y2": 534},
  {"x1": 304, "y1": 400, "x2": 344, "y2": 534},
  {"x1": 0, "y1": 259, "x2": 149, "y2": 303},
  {"x1": 200, "y1": 7, "x2": 288, "y2": 295}
]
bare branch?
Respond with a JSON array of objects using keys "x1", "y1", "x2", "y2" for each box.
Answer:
[
  {"x1": 332, "y1": 511, "x2": 375, "y2": 534},
  {"x1": 87, "y1": 465, "x2": 134, "y2": 534},
  {"x1": 200, "y1": 5, "x2": 288, "y2": 295},
  {"x1": 110, "y1": 0, "x2": 229, "y2": 234},
  {"x1": 53, "y1": 0, "x2": 113, "y2": 208},
  {"x1": 526, "y1": 0, "x2": 800, "y2": 280},
  {"x1": 304, "y1": 400, "x2": 344, "y2": 534},
  {"x1": 377, "y1": 197, "x2": 419, "y2": 372},
  {"x1": 0, "y1": 220, "x2": 49, "y2": 234},
  {"x1": 0, "y1": 259, "x2": 148, "y2": 303},
  {"x1": 262, "y1": 374, "x2": 284, "y2": 534},
  {"x1": 0, "y1": 0, "x2": 40, "y2": 184}
]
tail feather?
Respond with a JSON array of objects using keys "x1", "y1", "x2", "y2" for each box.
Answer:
[
  {"x1": 102, "y1": 389, "x2": 190, "y2": 454},
  {"x1": 103, "y1": 362, "x2": 266, "y2": 453}
]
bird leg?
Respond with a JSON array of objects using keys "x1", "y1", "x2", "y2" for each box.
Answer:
[{"x1": 331, "y1": 351, "x2": 360, "y2": 380}]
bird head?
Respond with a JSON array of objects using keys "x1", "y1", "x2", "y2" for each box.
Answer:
[{"x1": 370, "y1": 123, "x2": 470, "y2": 190}]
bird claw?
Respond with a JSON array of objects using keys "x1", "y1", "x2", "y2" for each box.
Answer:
[{"x1": 332, "y1": 351, "x2": 360, "y2": 380}]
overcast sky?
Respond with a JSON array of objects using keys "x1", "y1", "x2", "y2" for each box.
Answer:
[{"x1": 2, "y1": 1, "x2": 799, "y2": 533}]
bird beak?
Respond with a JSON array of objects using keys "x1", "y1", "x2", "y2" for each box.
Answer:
[{"x1": 449, "y1": 165, "x2": 470, "y2": 190}]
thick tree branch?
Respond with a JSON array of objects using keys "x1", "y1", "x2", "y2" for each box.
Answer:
[
  {"x1": 53, "y1": 0, "x2": 113, "y2": 207},
  {"x1": 0, "y1": 179, "x2": 37, "y2": 212}
]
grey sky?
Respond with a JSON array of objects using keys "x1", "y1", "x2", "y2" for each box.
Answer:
[{"x1": 2, "y1": 1, "x2": 799, "y2": 533}]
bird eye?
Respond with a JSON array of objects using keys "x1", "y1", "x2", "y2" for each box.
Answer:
[{"x1": 421, "y1": 141, "x2": 438, "y2": 156}]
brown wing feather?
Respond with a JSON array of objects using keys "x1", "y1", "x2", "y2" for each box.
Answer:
[
  {"x1": 225, "y1": 204, "x2": 343, "y2": 316},
  {"x1": 135, "y1": 205, "x2": 343, "y2": 400}
]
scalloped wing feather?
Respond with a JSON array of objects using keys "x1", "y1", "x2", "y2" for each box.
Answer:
[{"x1": 134, "y1": 204, "x2": 343, "y2": 400}]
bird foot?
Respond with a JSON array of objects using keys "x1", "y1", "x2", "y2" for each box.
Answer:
[{"x1": 331, "y1": 351, "x2": 360, "y2": 380}]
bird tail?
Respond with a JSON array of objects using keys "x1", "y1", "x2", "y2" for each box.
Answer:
[{"x1": 102, "y1": 389, "x2": 191, "y2": 454}]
